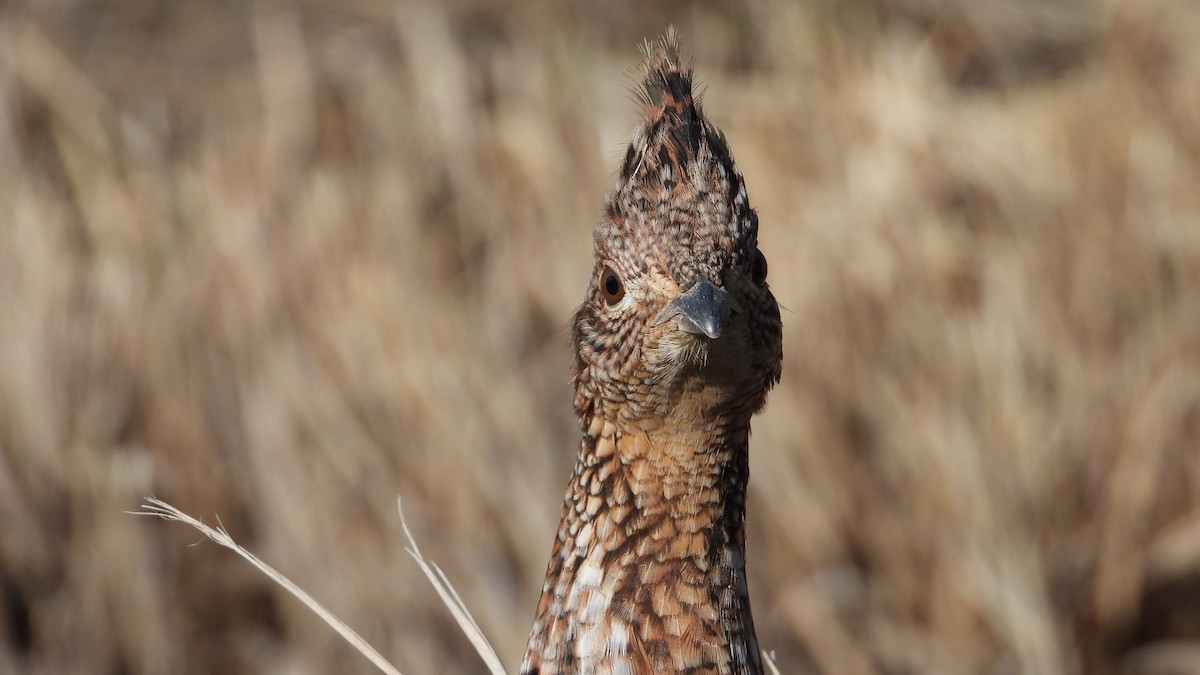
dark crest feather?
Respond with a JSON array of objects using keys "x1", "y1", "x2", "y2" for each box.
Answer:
[{"x1": 636, "y1": 27, "x2": 704, "y2": 163}]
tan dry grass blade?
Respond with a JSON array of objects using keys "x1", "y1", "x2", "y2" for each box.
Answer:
[
  {"x1": 397, "y1": 498, "x2": 506, "y2": 675},
  {"x1": 132, "y1": 498, "x2": 404, "y2": 675},
  {"x1": 763, "y1": 650, "x2": 783, "y2": 675}
]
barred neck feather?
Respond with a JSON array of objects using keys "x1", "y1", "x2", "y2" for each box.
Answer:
[{"x1": 521, "y1": 407, "x2": 761, "y2": 674}]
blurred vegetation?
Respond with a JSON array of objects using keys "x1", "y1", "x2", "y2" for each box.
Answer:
[{"x1": 1, "y1": 0, "x2": 1198, "y2": 673}]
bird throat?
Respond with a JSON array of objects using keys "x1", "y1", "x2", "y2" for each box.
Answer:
[{"x1": 522, "y1": 406, "x2": 762, "y2": 673}]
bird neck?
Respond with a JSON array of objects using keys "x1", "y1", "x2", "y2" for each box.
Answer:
[{"x1": 522, "y1": 404, "x2": 762, "y2": 673}]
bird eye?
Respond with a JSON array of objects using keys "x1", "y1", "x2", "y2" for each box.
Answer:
[
  {"x1": 751, "y1": 249, "x2": 768, "y2": 286},
  {"x1": 600, "y1": 265, "x2": 625, "y2": 305}
]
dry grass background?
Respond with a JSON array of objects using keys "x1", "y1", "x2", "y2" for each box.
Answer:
[{"x1": 1, "y1": 0, "x2": 1199, "y2": 673}]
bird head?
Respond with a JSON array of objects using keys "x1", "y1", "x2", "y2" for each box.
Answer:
[{"x1": 571, "y1": 30, "x2": 782, "y2": 431}]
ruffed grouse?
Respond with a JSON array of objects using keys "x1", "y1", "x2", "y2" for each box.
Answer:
[{"x1": 521, "y1": 31, "x2": 782, "y2": 675}]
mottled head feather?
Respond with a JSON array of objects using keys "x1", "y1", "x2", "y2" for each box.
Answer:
[
  {"x1": 570, "y1": 29, "x2": 782, "y2": 426},
  {"x1": 605, "y1": 30, "x2": 756, "y2": 269}
]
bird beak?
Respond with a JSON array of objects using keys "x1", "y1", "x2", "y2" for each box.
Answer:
[{"x1": 653, "y1": 278, "x2": 730, "y2": 339}]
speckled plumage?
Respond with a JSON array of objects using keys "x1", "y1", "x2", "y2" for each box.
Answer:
[{"x1": 521, "y1": 30, "x2": 782, "y2": 675}]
